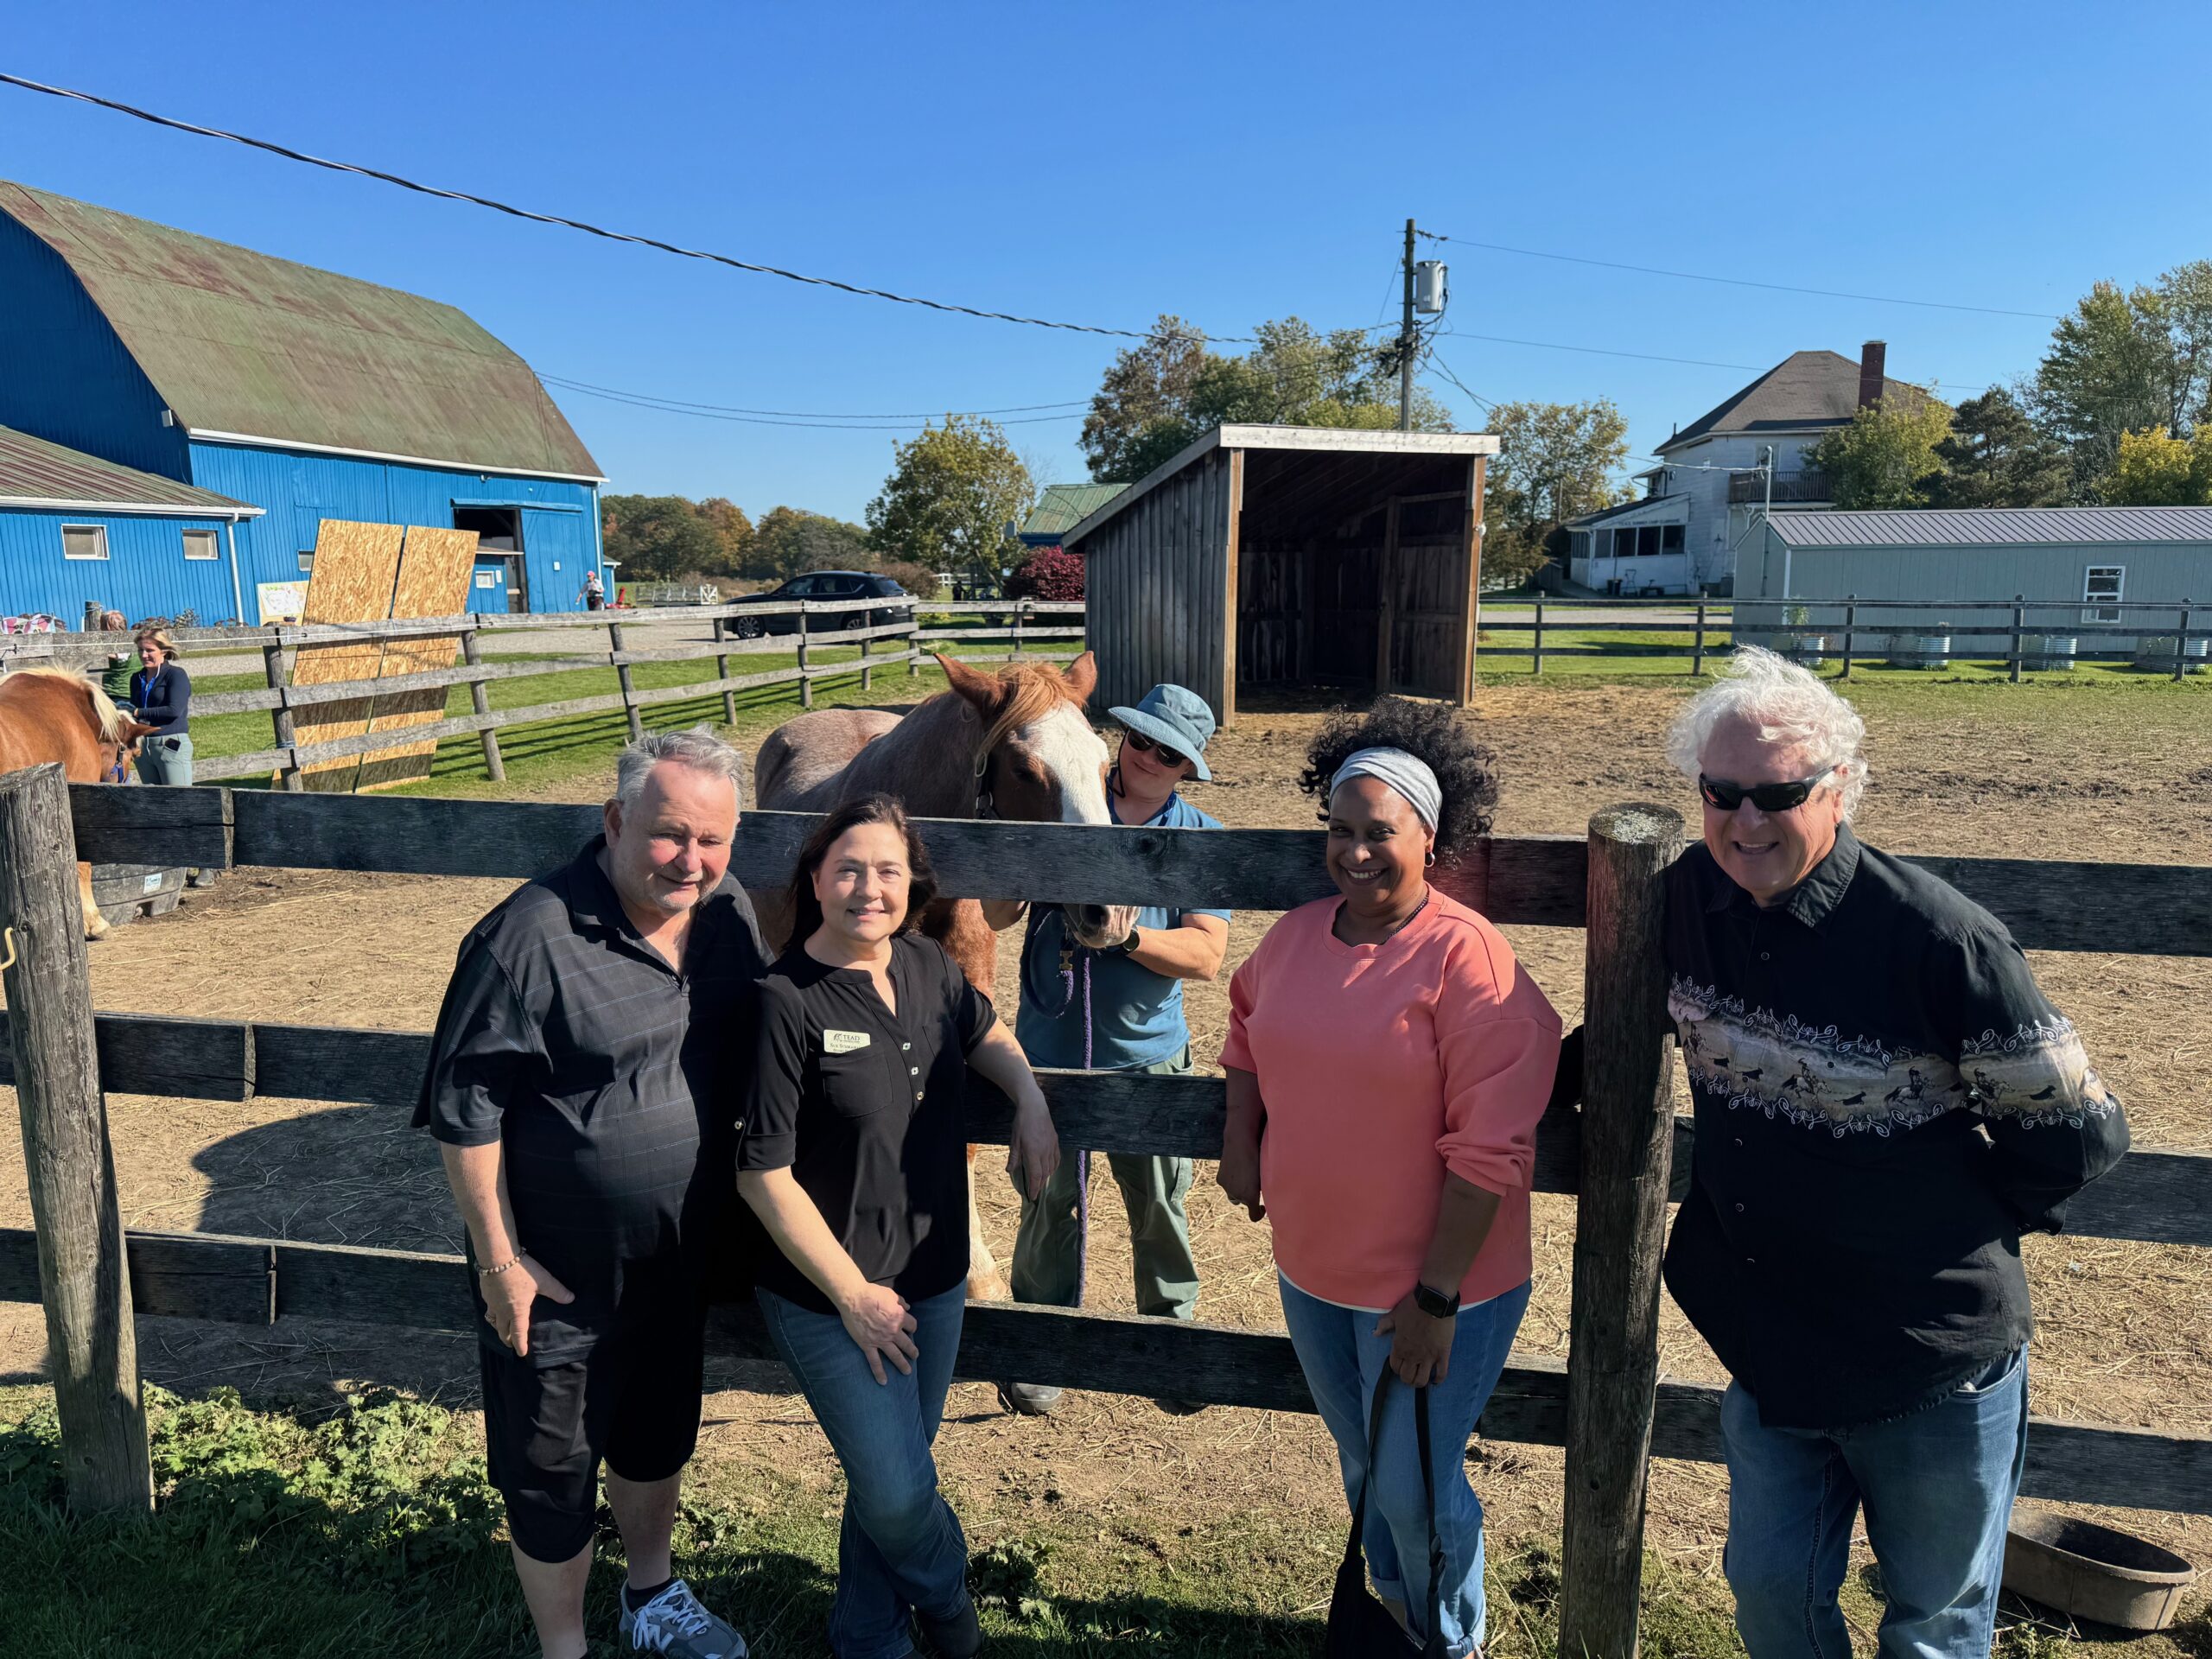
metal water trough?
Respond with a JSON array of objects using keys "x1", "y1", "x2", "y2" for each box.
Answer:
[
  {"x1": 2003, "y1": 1512, "x2": 2197, "y2": 1630},
  {"x1": 2021, "y1": 635, "x2": 2078, "y2": 672},
  {"x1": 1887, "y1": 632, "x2": 1953, "y2": 670}
]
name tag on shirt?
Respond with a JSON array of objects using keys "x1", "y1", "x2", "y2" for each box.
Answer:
[{"x1": 823, "y1": 1029, "x2": 872, "y2": 1055}]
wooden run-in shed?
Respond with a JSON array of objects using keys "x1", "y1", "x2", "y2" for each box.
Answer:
[{"x1": 1063, "y1": 424, "x2": 1500, "y2": 724}]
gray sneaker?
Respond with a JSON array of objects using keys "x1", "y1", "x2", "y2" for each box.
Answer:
[{"x1": 619, "y1": 1578, "x2": 747, "y2": 1656}]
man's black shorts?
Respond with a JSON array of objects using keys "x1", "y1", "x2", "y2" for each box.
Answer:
[{"x1": 480, "y1": 1287, "x2": 708, "y2": 1563}]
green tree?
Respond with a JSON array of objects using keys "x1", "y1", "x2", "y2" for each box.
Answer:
[
  {"x1": 748, "y1": 505, "x2": 873, "y2": 582},
  {"x1": 600, "y1": 493, "x2": 725, "y2": 582},
  {"x1": 694, "y1": 497, "x2": 753, "y2": 575},
  {"x1": 1480, "y1": 399, "x2": 1630, "y2": 584},
  {"x1": 866, "y1": 414, "x2": 1034, "y2": 588},
  {"x1": 2031, "y1": 264, "x2": 2212, "y2": 494},
  {"x1": 1923, "y1": 388, "x2": 2069, "y2": 508},
  {"x1": 2103, "y1": 426, "x2": 2212, "y2": 505},
  {"x1": 1805, "y1": 397, "x2": 1955, "y2": 508},
  {"x1": 1079, "y1": 315, "x2": 1452, "y2": 485}
]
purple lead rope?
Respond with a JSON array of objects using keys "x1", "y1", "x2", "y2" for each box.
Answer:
[{"x1": 1069, "y1": 950, "x2": 1094, "y2": 1308}]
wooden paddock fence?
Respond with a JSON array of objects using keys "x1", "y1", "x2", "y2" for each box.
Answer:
[
  {"x1": 1480, "y1": 594, "x2": 2208, "y2": 680},
  {"x1": 5, "y1": 599, "x2": 1084, "y2": 787},
  {"x1": 3, "y1": 775, "x2": 2211, "y2": 1654}
]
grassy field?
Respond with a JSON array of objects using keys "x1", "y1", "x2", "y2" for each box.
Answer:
[{"x1": 0, "y1": 1383, "x2": 1805, "y2": 1659}]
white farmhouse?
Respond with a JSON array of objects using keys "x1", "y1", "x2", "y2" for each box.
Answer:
[{"x1": 1567, "y1": 342, "x2": 1929, "y2": 594}]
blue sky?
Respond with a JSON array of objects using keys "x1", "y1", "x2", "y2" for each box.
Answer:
[{"x1": 6, "y1": 2, "x2": 2208, "y2": 520}]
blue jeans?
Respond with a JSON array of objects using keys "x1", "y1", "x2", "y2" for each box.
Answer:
[
  {"x1": 757, "y1": 1282, "x2": 969, "y2": 1659},
  {"x1": 1721, "y1": 1347, "x2": 2029, "y2": 1659},
  {"x1": 1280, "y1": 1274, "x2": 1531, "y2": 1658}
]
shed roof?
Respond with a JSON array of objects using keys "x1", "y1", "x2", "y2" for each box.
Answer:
[
  {"x1": 1064, "y1": 423, "x2": 1498, "y2": 549},
  {"x1": 1657, "y1": 351, "x2": 1930, "y2": 454},
  {"x1": 0, "y1": 423, "x2": 258, "y2": 516},
  {"x1": 0, "y1": 181, "x2": 602, "y2": 480},
  {"x1": 1021, "y1": 482, "x2": 1128, "y2": 539},
  {"x1": 1770, "y1": 506, "x2": 2212, "y2": 549}
]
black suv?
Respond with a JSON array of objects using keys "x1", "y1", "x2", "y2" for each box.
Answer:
[{"x1": 730, "y1": 570, "x2": 914, "y2": 638}]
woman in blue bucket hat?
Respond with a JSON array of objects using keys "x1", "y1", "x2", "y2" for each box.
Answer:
[{"x1": 982, "y1": 683, "x2": 1231, "y2": 1416}]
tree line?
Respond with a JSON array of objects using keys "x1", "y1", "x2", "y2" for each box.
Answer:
[{"x1": 601, "y1": 413, "x2": 1040, "y2": 595}]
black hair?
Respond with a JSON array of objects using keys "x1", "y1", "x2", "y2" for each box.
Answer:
[
  {"x1": 1296, "y1": 697, "x2": 1499, "y2": 858},
  {"x1": 787, "y1": 794, "x2": 940, "y2": 943}
]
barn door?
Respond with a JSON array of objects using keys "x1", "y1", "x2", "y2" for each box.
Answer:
[{"x1": 1386, "y1": 495, "x2": 1470, "y2": 698}]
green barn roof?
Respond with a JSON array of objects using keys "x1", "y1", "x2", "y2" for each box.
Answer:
[
  {"x1": 0, "y1": 181, "x2": 601, "y2": 480},
  {"x1": 1021, "y1": 482, "x2": 1128, "y2": 539},
  {"x1": 0, "y1": 423, "x2": 257, "y2": 514}
]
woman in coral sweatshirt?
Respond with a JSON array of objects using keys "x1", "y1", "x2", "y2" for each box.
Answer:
[{"x1": 1217, "y1": 700, "x2": 1561, "y2": 1659}]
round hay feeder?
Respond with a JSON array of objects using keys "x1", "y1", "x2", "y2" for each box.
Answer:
[
  {"x1": 2002, "y1": 1512, "x2": 2196, "y2": 1631},
  {"x1": 1887, "y1": 632, "x2": 1952, "y2": 670}
]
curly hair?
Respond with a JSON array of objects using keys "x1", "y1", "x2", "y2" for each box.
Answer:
[{"x1": 1297, "y1": 698, "x2": 1499, "y2": 858}]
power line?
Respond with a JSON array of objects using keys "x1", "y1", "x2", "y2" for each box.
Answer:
[
  {"x1": 537, "y1": 373, "x2": 1090, "y2": 422},
  {"x1": 0, "y1": 70, "x2": 1264, "y2": 346},
  {"x1": 1416, "y1": 228, "x2": 2057, "y2": 321}
]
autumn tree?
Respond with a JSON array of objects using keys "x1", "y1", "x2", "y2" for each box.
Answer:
[
  {"x1": 600, "y1": 493, "x2": 727, "y2": 581},
  {"x1": 866, "y1": 414, "x2": 1034, "y2": 588},
  {"x1": 2031, "y1": 264, "x2": 2212, "y2": 494},
  {"x1": 749, "y1": 505, "x2": 872, "y2": 582},
  {"x1": 1480, "y1": 399, "x2": 1630, "y2": 583},
  {"x1": 2103, "y1": 426, "x2": 2212, "y2": 505},
  {"x1": 695, "y1": 497, "x2": 753, "y2": 572},
  {"x1": 1079, "y1": 315, "x2": 1452, "y2": 484},
  {"x1": 1805, "y1": 397, "x2": 1955, "y2": 509}
]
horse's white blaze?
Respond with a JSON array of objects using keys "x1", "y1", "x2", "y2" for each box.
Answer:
[{"x1": 1020, "y1": 703, "x2": 1112, "y2": 823}]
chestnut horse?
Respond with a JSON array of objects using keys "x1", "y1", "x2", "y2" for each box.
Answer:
[
  {"x1": 753, "y1": 651, "x2": 1114, "y2": 1298},
  {"x1": 0, "y1": 668, "x2": 156, "y2": 938}
]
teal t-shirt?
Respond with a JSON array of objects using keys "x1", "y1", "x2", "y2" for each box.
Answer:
[{"x1": 1014, "y1": 786, "x2": 1230, "y2": 1071}]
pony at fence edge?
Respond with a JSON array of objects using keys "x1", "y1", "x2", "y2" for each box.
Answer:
[
  {"x1": 753, "y1": 650, "x2": 1114, "y2": 1300},
  {"x1": 0, "y1": 668, "x2": 157, "y2": 938}
]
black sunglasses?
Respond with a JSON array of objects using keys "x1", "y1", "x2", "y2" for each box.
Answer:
[
  {"x1": 1122, "y1": 730, "x2": 1188, "y2": 769},
  {"x1": 1698, "y1": 769, "x2": 1835, "y2": 813}
]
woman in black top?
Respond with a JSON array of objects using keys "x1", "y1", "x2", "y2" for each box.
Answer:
[
  {"x1": 129, "y1": 626, "x2": 193, "y2": 785},
  {"x1": 739, "y1": 794, "x2": 1058, "y2": 1659}
]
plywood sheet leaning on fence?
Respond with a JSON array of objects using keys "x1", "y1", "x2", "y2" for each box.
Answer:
[
  {"x1": 354, "y1": 526, "x2": 480, "y2": 791},
  {"x1": 286, "y1": 521, "x2": 404, "y2": 791}
]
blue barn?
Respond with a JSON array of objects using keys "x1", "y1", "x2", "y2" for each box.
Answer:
[{"x1": 0, "y1": 181, "x2": 605, "y2": 624}]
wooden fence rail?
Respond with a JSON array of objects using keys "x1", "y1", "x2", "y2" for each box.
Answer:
[
  {"x1": 7, "y1": 776, "x2": 2212, "y2": 1645},
  {"x1": 1477, "y1": 594, "x2": 2207, "y2": 677}
]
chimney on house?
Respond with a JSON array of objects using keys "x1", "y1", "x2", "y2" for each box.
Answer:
[{"x1": 1858, "y1": 340, "x2": 1887, "y2": 410}]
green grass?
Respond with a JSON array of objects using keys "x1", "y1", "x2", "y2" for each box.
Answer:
[
  {"x1": 4, "y1": 1384, "x2": 2199, "y2": 1658},
  {"x1": 185, "y1": 646, "x2": 1056, "y2": 799}
]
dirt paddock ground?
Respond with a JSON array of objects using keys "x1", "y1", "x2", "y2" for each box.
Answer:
[{"x1": 3, "y1": 678, "x2": 2208, "y2": 1606}]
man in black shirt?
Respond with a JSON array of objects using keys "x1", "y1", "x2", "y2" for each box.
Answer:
[
  {"x1": 1660, "y1": 646, "x2": 2127, "y2": 1659},
  {"x1": 417, "y1": 729, "x2": 769, "y2": 1659}
]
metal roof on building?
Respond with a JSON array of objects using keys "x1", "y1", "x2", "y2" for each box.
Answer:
[
  {"x1": 1021, "y1": 482, "x2": 1128, "y2": 539},
  {"x1": 1770, "y1": 506, "x2": 2212, "y2": 548},
  {"x1": 1566, "y1": 493, "x2": 1689, "y2": 529},
  {"x1": 0, "y1": 181, "x2": 601, "y2": 480},
  {"x1": 1658, "y1": 351, "x2": 1931, "y2": 454},
  {"x1": 0, "y1": 423, "x2": 258, "y2": 515}
]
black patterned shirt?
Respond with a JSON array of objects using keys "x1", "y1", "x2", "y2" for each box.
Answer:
[{"x1": 1661, "y1": 823, "x2": 2129, "y2": 1429}]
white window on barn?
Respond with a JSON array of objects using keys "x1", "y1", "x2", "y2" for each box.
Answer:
[
  {"x1": 182, "y1": 529, "x2": 219, "y2": 561},
  {"x1": 62, "y1": 524, "x2": 110, "y2": 561},
  {"x1": 2083, "y1": 565, "x2": 2124, "y2": 623},
  {"x1": 298, "y1": 551, "x2": 315, "y2": 573},
  {"x1": 474, "y1": 570, "x2": 500, "y2": 589}
]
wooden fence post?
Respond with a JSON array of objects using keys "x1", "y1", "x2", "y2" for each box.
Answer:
[
  {"x1": 907, "y1": 601, "x2": 921, "y2": 677},
  {"x1": 1690, "y1": 594, "x2": 1707, "y2": 677},
  {"x1": 0, "y1": 763, "x2": 154, "y2": 1515},
  {"x1": 2010, "y1": 596, "x2": 2027, "y2": 685},
  {"x1": 859, "y1": 621, "x2": 874, "y2": 692},
  {"x1": 1010, "y1": 600, "x2": 1027, "y2": 663},
  {"x1": 607, "y1": 620, "x2": 644, "y2": 741},
  {"x1": 2177, "y1": 601, "x2": 2195, "y2": 683},
  {"x1": 263, "y1": 637, "x2": 304, "y2": 792},
  {"x1": 1838, "y1": 597, "x2": 1858, "y2": 682},
  {"x1": 1532, "y1": 596, "x2": 1546, "y2": 677},
  {"x1": 798, "y1": 602, "x2": 814, "y2": 710},
  {"x1": 1560, "y1": 802, "x2": 1685, "y2": 1659},
  {"x1": 711, "y1": 617, "x2": 739, "y2": 724},
  {"x1": 460, "y1": 628, "x2": 505, "y2": 783}
]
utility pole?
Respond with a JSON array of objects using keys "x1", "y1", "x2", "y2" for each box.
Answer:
[{"x1": 1399, "y1": 217, "x2": 1416, "y2": 431}]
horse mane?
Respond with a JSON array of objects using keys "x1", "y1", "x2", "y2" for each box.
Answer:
[
  {"x1": 973, "y1": 658, "x2": 1086, "y2": 764},
  {"x1": 5, "y1": 667, "x2": 129, "y2": 742}
]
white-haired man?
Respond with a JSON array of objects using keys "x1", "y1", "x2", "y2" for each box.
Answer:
[
  {"x1": 1660, "y1": 647, "x2": 2127, "y2": 1659},
  {"x1": 417, "y1": 729, "x2": 767, "y2": 1659}
]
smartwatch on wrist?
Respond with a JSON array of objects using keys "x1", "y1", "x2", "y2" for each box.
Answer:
[
  {"x1": 1413, "y1": 1281, "x2": 1460, "y2": 1320},
  {"x1": 1109, "y1": 926, "x2": 1141, "y2": 957}
]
